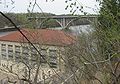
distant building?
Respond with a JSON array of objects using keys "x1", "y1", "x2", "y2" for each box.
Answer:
[{"x1": 0, "y1": 29, "x2": 75, "y2": 75}]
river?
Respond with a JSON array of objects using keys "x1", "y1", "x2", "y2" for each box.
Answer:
[
  {"x1": 0, "y1": 31, "x2": 16, "y2": 37},
  {"x1": 0, "y1": 25, "x2": 93, "y2": 37},
  {"x1": 51, "y1": 24, "x2": 93, "y2": 35}
]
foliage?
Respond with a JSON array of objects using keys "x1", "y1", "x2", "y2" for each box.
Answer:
[
  {"x1": 96, "y1": 0, "x2": 120, "y2": 83},
  {"x1": 63, "y1": 0, "x2": 120, "y2": 84},
  {"x1": 97, "y1": 0, "x2": 120, "y2": 59},
  {"x1": 65, "y1": 0, "x2": 84, "y2": 15}
]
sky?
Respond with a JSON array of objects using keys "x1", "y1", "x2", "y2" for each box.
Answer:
[{"x1": 0, "y1": 0, "x2": 100, "y2": 15}]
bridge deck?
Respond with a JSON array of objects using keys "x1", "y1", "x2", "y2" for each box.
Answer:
[{"x1": 28, "y1": 15, "x2": 97, "y2": 19}]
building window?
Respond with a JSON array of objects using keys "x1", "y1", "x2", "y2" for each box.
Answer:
[
  {"x1": 15, "y1": 46, "x2": 21, "y2": 62},
  {"x1": 22, "y1": 46, "x2": 29, "y2": 53},
  {"x1": 8, "y1": 45, "x2": 13, "y2": 59},
  {"x1": 22, "y1": 46, "x2": 29, "y2": 61},
  {"x1": 15, "y1": 51, "x2": 21, "y2": 61},
  {"x1": 8, "y1": 54, "x2": 13, "y2": 59},
  {"x1": 1, "y1": 48, "x2": 6, "y2": 52},
  {"x1": 22, "y1": 53, "x2": 29, "y2": 60},
  {"x1": 1, "y1": 53, "x2": 7, "y2": 59},
  {"x1": 1, "y1": 44, "x2": 6, "y2": 49},
  {"x1": 15, "y1": 45, "x2": 21, "y2": 51},
  {"x1": 31, "y1": 47, "x2": 37, "y2": 55},
  {"x1": 8, "y1": 51, "x2": 13, "y2": 59},
  {"x1": 1, "y1": 44, "x2": 6, "y2": 59},
  {"x1": 49, "y1": 50, "x2": 57, "y2": 68},
  {"x1": 40, "y1": 49, "x2": 47, "y2": 63},
  {"x1": 31, "y1": 47, "x2": 38, "y2": 61},
  {"x1": 8, "y1": 45, "x2": 13, "y2": 49}
]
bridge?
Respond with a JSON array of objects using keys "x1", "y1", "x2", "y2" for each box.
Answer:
[
  {"x1": 0, "y1": 15, "x2": 98, "y2": 31},
  {"x1": 28, "y1": 15, "x2": 98, "y2": 29}
]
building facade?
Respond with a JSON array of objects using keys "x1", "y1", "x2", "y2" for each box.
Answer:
[{"x1": 0, "y1": 29, "x2": 75, "y2": 81}]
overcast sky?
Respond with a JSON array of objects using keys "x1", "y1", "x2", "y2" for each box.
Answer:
[{"x1": 0, "y1": 0, "x2": 100, "y2": 15}]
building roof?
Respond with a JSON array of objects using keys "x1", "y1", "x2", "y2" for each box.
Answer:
[{"x1": 0, "y1": 29, "x2": 76, "y2": 46}]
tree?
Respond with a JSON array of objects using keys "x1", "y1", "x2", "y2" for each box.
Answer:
[
  {"x1": 97, "y1": 0, "x2": 120, "y2": 59},
  {"x1": 96, "y1": 0, "x2": 120, "y2": 83},
  {"x1": 61, "y1": 0, "x2": 120, "y2": 84}
]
